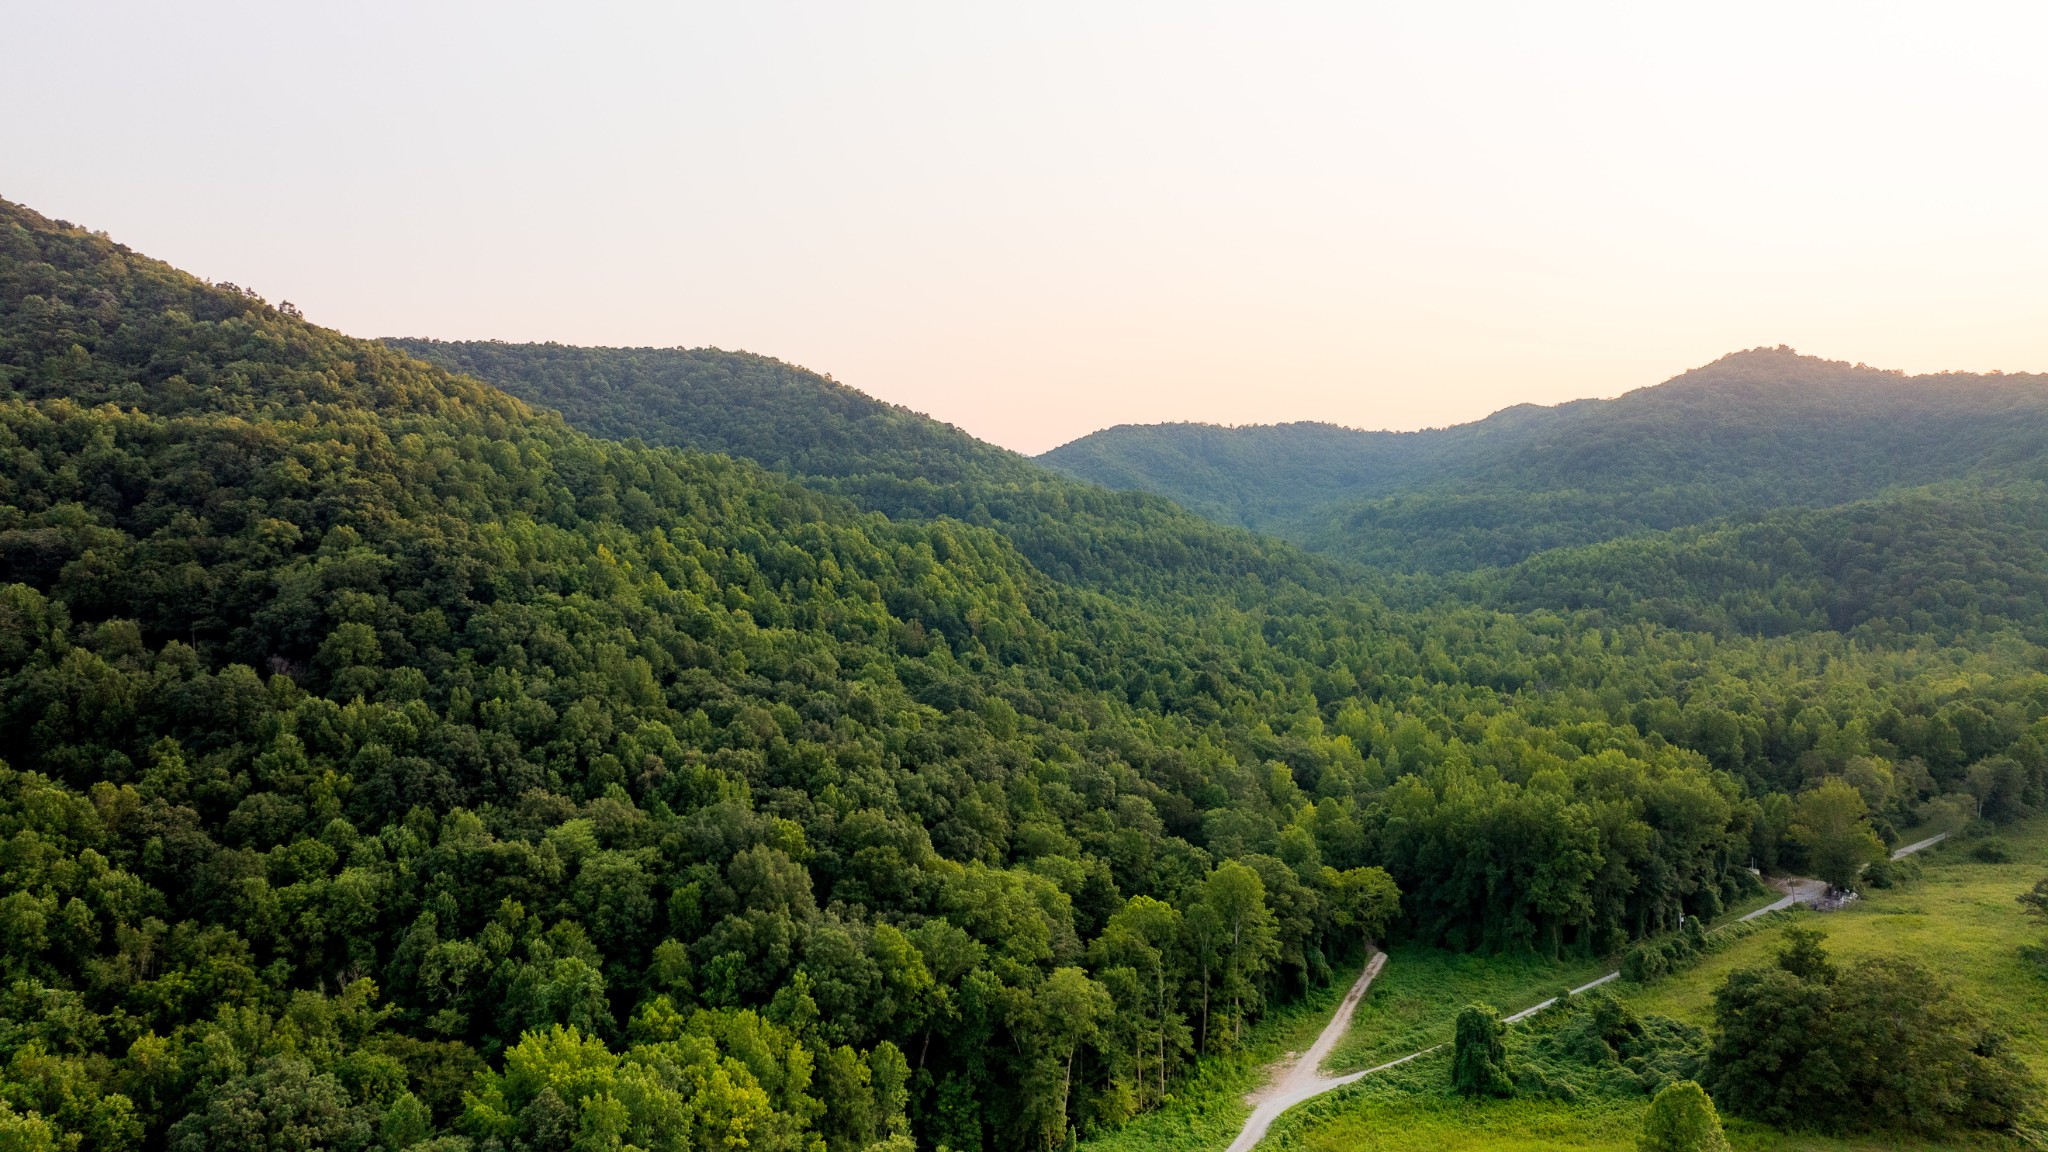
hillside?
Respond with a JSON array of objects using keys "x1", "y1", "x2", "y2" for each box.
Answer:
[
  {"x1": 1039, "y1": 350, "x2": 2048, "y2": 571},
  {"x1": 408, "y1": 342, "x2": 2048, "y2": 650},
  {"x1": 5, "y1": 198, "x2": 2048, "y2": 1151},
  {"x1": 1466, "y1": 479, "x2": 2048, "y2": 645},
  {"x1": 380, "y1": 340, "x2": 1030, "y2": 489},
  {"x1": 387, "y1": 338, "x2": 1347, "y2": 602}
]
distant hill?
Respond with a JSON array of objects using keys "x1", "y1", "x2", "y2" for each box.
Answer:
[
  {"x1": 1469, "y1": 479, "x2": 2048, "y2": 644},
  {"x1": 388, "y1": 338, "x2": 1351, "y2": 600},
  {"x1": 383, "y1": 340, "x2": 1026, "y2": 487},
  {"x1": 1039, "y1": 349, "x2": 2048, "y2": 570}
]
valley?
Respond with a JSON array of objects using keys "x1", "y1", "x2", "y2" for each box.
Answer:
[{"x1": 0, "y1": 198, "x2": 2044, "y2": 1152}]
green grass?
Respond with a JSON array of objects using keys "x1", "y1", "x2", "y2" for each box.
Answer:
[
  {"x1": 1323, "y1": 885, "x2": 1782, "y2": 1075},
  {"x1": 1618, "y1": 821, "x2": 2048, "y2": 1080},
  {"x1": 1263, "y1": 818, "x2": 2048, "y2": 1152},
  {"x1": 1270, "y1": 1060, "x2": 2022, "y2": 1152},
  {"x1": 1322, "y1": 946, "x2": 1615, "y2": 1073}
]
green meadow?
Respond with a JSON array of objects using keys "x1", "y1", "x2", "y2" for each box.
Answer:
[
  {"x1": 1323, "y1": 886, "x2": 1783, "y2": 1075},
  {"x1": 1256, "y1": 819, "x2": 2048, "y2": 1152},
  {"x1": 1621, "y1": 824, "x2": 2048, "y2": 1083}
]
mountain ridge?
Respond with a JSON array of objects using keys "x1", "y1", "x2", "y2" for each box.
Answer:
[
  {"x1": 1038, "y1": 346, "x2": 2048, "y2": 570},
  {"x1": 386, "y1": 336, "x2": 1360, "y2": 602}
]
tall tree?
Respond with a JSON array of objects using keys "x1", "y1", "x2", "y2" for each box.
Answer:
[
  {"x1": 1789, "y1": 779, "x2": 1885, "y2": 893},
  {"x1": 1195, "y1": 862, "x2": 1278, "y2": 1050},
  {"x1": 1092, "y1": 896, "x2": 1187, "y2": 1106},
  {"x1": 1032, "y1": 968, "x2": 1113, "y2": 1151}
]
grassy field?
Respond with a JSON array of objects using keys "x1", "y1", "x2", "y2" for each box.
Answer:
[
  {"x1": 1322, "y1": 885, "x2": 1781, "y2": 1075},
  {"x1": 1259, "y1": 817, "x2": 2048, "y2": 1152},
  {"x1": 1617, "y1": 821, "x2": 2048, "y2": 1082},
  {"x1": 1321, "y1": 946, "x2": 1614, "y2": 1073},
  {"x1": 1268, "y1": 1059, "x2": 2025, "y2": 1152}
]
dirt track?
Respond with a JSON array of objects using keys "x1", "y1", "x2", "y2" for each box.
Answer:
[
  {"x1": 1223, "y1": 952, "x2": 1384, "y2": 1152},
  {"x1": 1218, "y1": 832, "x2": 1952, "y2": 1150}
]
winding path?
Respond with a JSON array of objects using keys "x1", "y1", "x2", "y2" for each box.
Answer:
[{"x1": 1219, "y1": 831, "x2": 1953, "y2": 1150}]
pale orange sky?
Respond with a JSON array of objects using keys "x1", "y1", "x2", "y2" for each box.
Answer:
[{"x1": 7, "y1": 3, "x2": 2046, "y2": 453}]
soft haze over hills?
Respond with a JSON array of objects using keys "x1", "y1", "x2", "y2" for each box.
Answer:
[
  {"x1": 395, "y1": 339, "x2": 2048, "y2": 647},
  {"x1": 15, "y1": 7, "x2": 2048, "y2": 453},
  {"x1": 5, "y1": 199, "x2": 2047, "y2": 1151},
  {"x1": 1040, "y1": 348, "x2": 2048, "y2": 570},
  {"x1": 386, "y1": 338, "x2": 1350, "y2": 602}
]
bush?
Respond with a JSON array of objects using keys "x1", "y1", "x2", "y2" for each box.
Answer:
[
  {"x1": 1638, "y1": 1080, "x2": 1730, "y2": 1152},
  {"x1": 1624, "y1": 915, "x2": 1772, "y2": 987},
  {"x1": 1861, "y1": 853, "x2": 1921, "y2": 889},
  {"x1": 1451, "y1": 1004, "x2": 1513, "y2": 1098},
  {"x1": 1622, "y1": 943, "x2": 1669, "y2": 983},
  {"x1": 1704, "y1": 932, "x2": 2041, "y2": 1133},
  {"x1": 1509, "y1": 990, "x2": 1707, "y2": 1104},
  {"x1": 2021, "y1": 877, "x2": 2048, "y2": 975},
  {"x1": 1970, "y1": 838, "x2": 2014, "y2": 863}
]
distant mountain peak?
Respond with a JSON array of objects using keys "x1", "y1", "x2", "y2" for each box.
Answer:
[{"x1": 1040, "y1": 346, "x2": 2048, "y2": 569}]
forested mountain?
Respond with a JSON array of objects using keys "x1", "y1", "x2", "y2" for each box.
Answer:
[
  {"x1": 1039, "y1": 350, "x2": 2048, "y2": 570},
  {"x1": 380, "y1": 341, "x2": 1028, "y2": 492},
  {"x1": 1472, "y1": 480, "x2": 2048, "y2": 645},
  {"x1": 3, "y1": 197, "x2": 2047, "y2": 1152},
  {"x1": 387, "y1": 339, "x2": 1343, "y2": 603}
]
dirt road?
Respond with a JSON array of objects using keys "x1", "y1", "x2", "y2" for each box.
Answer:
[
  {"x1": 1892, "y1": 832, "x2": 1948, "y2": 859},
  {"x1": 1219, "y1": 833, "x2": 1954, "y2": 1149},
  {"x1": 1222, "y1": 952, "x2": 1385, "y2": 1152}
]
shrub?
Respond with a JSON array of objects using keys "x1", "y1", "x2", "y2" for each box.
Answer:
[
  {"x1": 1510, "y1": 990, "x2": 1707, "y2": 1104},
  {"x1": 1451, "y1": 1004, "x2": 1513, "y2": 1098},
  {"x1": 1638, "y1": 1080, "x2": 1730, "y2": 1152},
  {"x1": 1861, "y1": 853, "x2": 1921, "y2": 889},
  {"x1": 1624, "y1": 915, "x2": 1774, "y2": 987},
  {"x1": 1970, "y1": 838, "x2": 2014, "y2": 864},
  {"x1": 1622, "y1": 943, "x2": 1668, "y2": 983},
  {"x1": 1705, "y1": 933, "x2": 2040, "y2": 1133}
]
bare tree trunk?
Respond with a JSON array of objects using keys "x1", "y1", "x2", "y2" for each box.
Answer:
[
  {"x1": 1231, "y1": 918, "x2": 1243, "y2": 1045},
  {"x1": 1134, "y1": 1029, "x2": 1143, "y2": 1108},
  {"x1": 1060, "y1": 1049, "x2": 1076, "y2": 1141},
  {"x1": 1156, "y1": 965, "x2": 1167, "y2": 1105}
]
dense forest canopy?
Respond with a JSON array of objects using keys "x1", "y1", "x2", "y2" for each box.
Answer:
[
  {"x1": 386, "y1": 339, "x2": 1343, "y2": 605},
  {"x1": 1467, "y1": 480, "x2": 2048, "y2": 646},
  {"x1": 1, "y1": 200, "x2": 2045, "y2": 1152},
  {"x1": 1037, "y1": 350, "x2": 2048, "y2": 571}
]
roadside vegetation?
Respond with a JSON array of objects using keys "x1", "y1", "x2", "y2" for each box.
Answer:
[
  {"x1": 1259, "y1": 817, "x2": 2048, "y2": 1150},
  {"x1": 1075, "y1": 973, "x2": 1353, "y2": 1152}
]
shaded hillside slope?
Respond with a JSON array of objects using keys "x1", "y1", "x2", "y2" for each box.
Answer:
[
  {"x1": 1474, "y1": 480, "x2": 2048, "y2": 645},
  {"x1": 388, "y1": 338, "x2": 1348, "y2": 601}
]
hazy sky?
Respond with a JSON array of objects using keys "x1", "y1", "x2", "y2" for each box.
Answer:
[{"x1": 7, "y1": 3, "x2": 2047, "y2": 453}]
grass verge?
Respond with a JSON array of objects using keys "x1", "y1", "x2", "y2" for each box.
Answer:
[{"x1": 1077, "y1": 955, "x2": 1365, "y2": 1152}]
